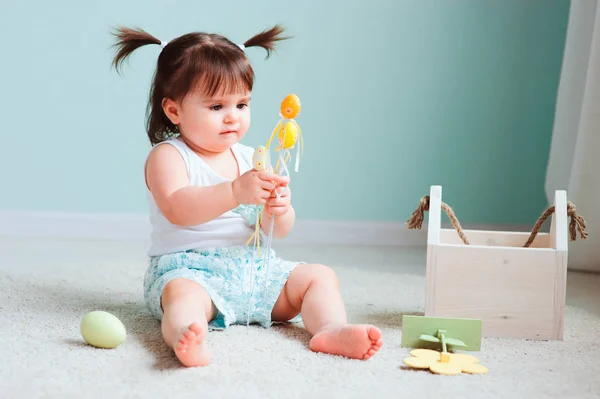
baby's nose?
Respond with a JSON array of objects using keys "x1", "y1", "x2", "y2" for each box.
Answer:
[{"x1": 224, "y1": 113, "x2": 238, "y2": 123}]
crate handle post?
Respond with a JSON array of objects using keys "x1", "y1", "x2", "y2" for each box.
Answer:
[
  {"x1": 406, "y1": 185, "x2": 470, "y2": 245},
  {"x1": 523, "y1": 191, "x2": 587, "y2": 248},
  {"x1": 428, "y1": 186, "x2": 442, "y2": 245},
  {"x1": 551, "y1": 191, "x2": 568, "y2": 251}
]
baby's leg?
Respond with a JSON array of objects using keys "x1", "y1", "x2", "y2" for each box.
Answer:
[
  {"x1": 271, "y1": 264, "x2": 383, "y2": 360},
  {"x1": 160, "y1": 278, "x2": 215, "y2": 367}
]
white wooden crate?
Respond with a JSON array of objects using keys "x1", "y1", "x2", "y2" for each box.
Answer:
[{"x1": 409, "y1": 185, "x2": 588, "y2": 341}]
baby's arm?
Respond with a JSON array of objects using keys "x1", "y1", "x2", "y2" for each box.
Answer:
[{"x1": 145, "y1": 144, "x2": 238, "y2": 226}]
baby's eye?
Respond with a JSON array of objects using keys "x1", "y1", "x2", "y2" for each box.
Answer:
[
  {"x1": 237, "y1": 103, "x2": 248, "y2": 109},
  {"x1": 210, "y1": 104, "x2": 222, "y2": 111}
]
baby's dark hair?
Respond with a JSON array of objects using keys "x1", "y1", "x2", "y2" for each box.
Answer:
[{"x1": 111, "y1": 25, "x2": 290, "y2": 145}]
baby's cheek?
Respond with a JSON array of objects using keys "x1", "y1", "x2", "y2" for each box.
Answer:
[{"x1": 240, "y1": 115, "x2": 251, "y2": 129}]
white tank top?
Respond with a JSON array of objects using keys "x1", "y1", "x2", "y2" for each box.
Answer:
[{"x1": 146, "y1": 137, "x2": 258, "y2": 256}]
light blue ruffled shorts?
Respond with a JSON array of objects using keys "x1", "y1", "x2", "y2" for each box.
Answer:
[{"x1": 143, "y1": 245, "x2": 302, "y2": 330}]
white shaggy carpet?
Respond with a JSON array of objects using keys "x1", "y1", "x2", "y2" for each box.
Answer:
[{"x1": 1, "y1": 236, "x2": 599, "y2": 399}]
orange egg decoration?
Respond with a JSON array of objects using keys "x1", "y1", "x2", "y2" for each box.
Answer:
[{"x1": 280, "y1": 94, "x2": 301, "y2": 119}]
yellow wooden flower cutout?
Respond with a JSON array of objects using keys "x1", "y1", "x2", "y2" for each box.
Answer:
[{"x1": 403, "y1": 349, "x2": 488, "y2": 376}]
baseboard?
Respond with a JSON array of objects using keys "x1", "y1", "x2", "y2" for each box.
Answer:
[
  {"x1": 0, "y1": 210, "x2": 152, "y2": 240},
  {"x1": 285, "y1": 220, "x2": 427, "y2": 246},
  {"x1": 0, "y1": 210, "x2": 535, "y2": 247}
]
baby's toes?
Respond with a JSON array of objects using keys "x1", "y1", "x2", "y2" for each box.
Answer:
[{"x1": 367, "y1": 326, "x2": 382, "y2": 341}]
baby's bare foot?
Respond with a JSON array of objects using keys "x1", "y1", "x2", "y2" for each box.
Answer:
[
  {"x1": 309, "y1": 324, "x2": 383, "y2": 360},
  {"x1": 173, "y1": 322, "x2": 210, "y2": 367}
]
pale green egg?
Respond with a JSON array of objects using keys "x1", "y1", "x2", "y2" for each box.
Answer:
[{"x1": 80, "y1": 311, "x2": 126, "y2": 349}]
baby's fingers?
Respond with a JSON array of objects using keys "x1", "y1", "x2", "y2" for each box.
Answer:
[
  {"x1": 259, "y1": 187, "x2": 273, "y2": 199},
  {"x1": 277, "y1": 186, "x2": 290, "y2": 196},
  {"x1": 276, "y1": 175, "x2": 290, "y2": 186},
  {"x1": 267, "y1": 197, "x2": 282, "y2": 206},
  {"x1": 259, "y1": 179, "x2": 277, "y2": 192},
  {"x1": 257, "y1": 171, "x2": 289, "y2": 186},
  {"x1": 266, "y1": 204, "x2": 288, "y2": 216}
]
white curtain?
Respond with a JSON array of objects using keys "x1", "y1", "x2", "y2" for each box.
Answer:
[{"x1": 546, "y1": 0, "x2": 600, "y2": 272}]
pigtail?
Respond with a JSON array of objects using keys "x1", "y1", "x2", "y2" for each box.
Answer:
[
  {"x1": 243, "y1": 24, "x2": 291, "y2": 58},
  {"x1": 111, "y1": 26, "x2": 161, "y2": 74}
]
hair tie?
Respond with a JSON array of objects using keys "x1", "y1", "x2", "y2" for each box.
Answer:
[
  {"x1": 238, "y1": 43, "x2": 245, "y2": 51},
  {"x1": 160, "y1": 41, "x2": 168, "y2": 49}
]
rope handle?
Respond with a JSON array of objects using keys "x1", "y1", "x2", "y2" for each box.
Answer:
[{"x1": 406, "y1": 195, "x2": 588, "y2": 247}]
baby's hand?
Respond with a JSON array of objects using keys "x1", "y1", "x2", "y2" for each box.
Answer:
[
  {"x1": 232, "y1": 170, "x2": 289, "y2": 206},
  {"x1": 264, "y1": 186, "x2": 291, "y2": 217}
]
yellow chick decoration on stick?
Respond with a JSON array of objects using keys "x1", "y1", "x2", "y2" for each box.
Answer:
[
  {"x1": 246, "y1": 93, "x2": 304, "y2": 252},
  {"x1": 244, "y1": 94, "x2": 304, "y2": 326},
  {"x1": 266, "y1": 93, "x2": 304, "y2": 174}
]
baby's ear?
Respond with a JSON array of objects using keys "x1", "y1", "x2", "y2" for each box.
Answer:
[{"x1": 161, "y1": 98, "x2": 180, "y2": 124}]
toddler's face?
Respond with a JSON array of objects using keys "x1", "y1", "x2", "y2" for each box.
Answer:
[{"x1": 167, "y1": 89, "x2": 251, "y2": 153}]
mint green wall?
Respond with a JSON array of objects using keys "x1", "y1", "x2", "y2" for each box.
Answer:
[{"x1": 0, "y1": 0, "x2": 569, "y2": 225}]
